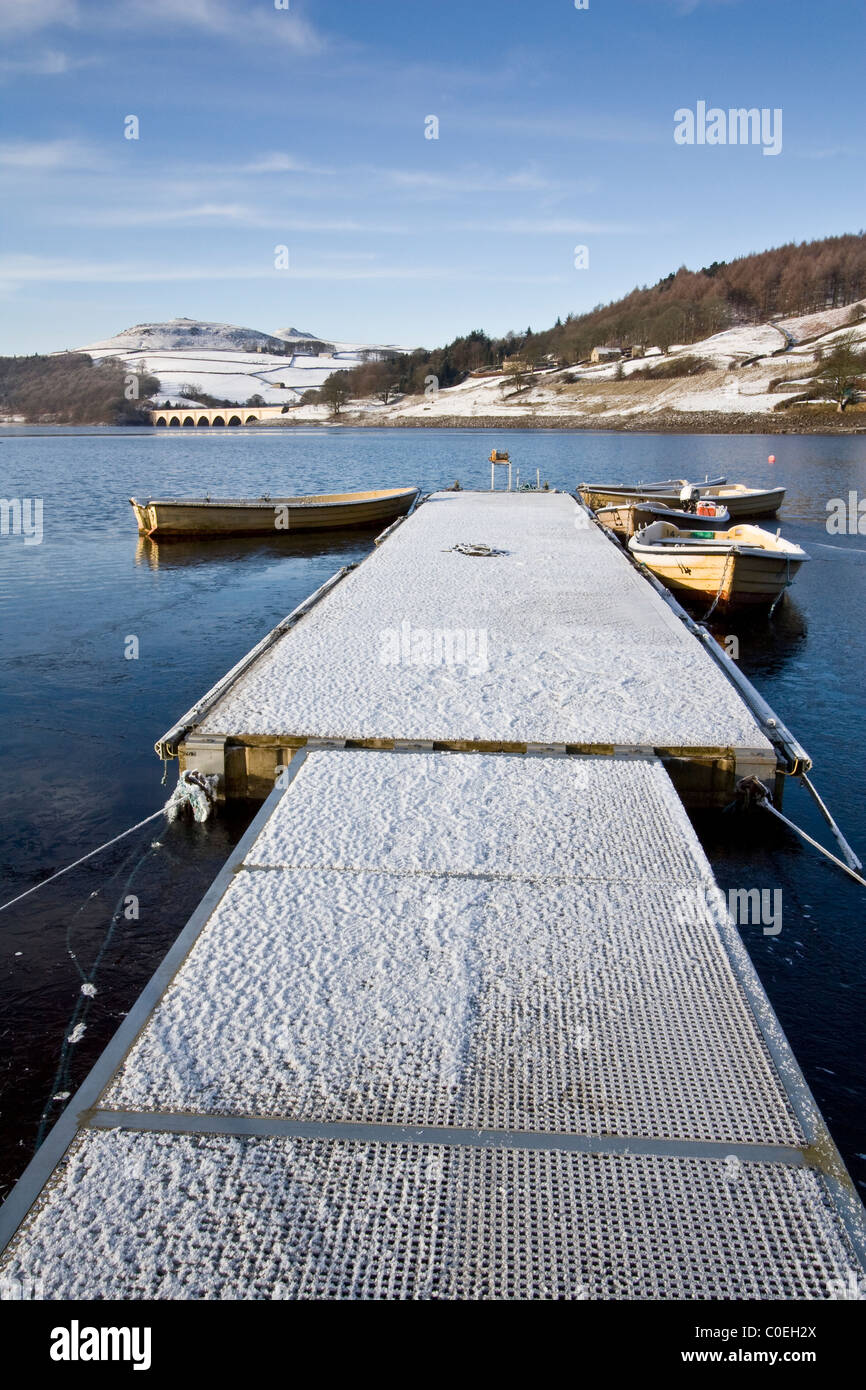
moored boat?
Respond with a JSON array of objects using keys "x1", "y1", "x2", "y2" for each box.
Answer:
[
  {"x1": 643, "y1": 483, "x2": 786, "y2": 520},
  {"x1": 579, "y1": 478, "x2": 784, "y2": 519},
  {"x1": 627, "y1": 521, "x2": 809, "y2": 609},
  {"x1": 129, "y1": 487, "x2": 419, "y2": 538},
  {"x1": 596, "y1": 499, "x2": 731, "y2": 539},
  {"x1": 578, "y1": 476, "x2": 726, "y2": 510}
]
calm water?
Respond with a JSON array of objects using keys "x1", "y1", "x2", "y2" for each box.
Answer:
[{"x1": 1, "y1": 426, "x2": 864, "y2": 1199}]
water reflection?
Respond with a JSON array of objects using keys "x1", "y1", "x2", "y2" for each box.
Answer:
[
  {"x1": 705, "y1": 595, "x2": 808, "y2": 679},
  {"x1": 134, "y1": 527, "x2": 382, "y2": 571}
]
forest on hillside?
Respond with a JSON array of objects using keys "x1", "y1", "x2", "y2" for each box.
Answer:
[
  {"x1": 335, "y1": 232, "x2": 866, "y2": 402},
  {"x1": 0, "y1": 354, "x2": 159, "y2": 424}
]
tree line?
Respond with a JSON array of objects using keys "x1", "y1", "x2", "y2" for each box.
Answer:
[
  {"x1": 0, "y1": 354, "x2": 159, "y2": 424},
  {"x1": 319, "y1": 232, "x2": 866, "y2": 409}
]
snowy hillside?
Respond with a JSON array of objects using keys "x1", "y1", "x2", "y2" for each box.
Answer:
[
  {"x1": 287, "y1": 300, "x2": 866, "y2": 426},
  {"x1": 75, "y1": 318, "x2": 413, "y2": 407}
]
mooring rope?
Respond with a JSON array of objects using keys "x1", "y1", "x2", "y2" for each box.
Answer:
[
  {"x1": 731, "y1": 776, "x2": 866, "y2": 888},
  {"x1": 702, "y1": 549, "x2": 733, "y2": 622},
  {"x1": 0, "y1": 771, "x2": 220, "y2": 917},
  {"x1": 0, "y1": 810, "x2": 166, "y2": 916}
]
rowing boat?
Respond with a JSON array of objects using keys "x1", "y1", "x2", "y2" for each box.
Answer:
[
  {"x1": 129, "y1": 487, "x2": 419, "y2": 538},
  {"x1": 596, "y1": 499, "x2": 731, "y2": 539},
  {"x1": 639, "y1": 483, "x2": 786, "y2": 520},
  {"x1": 627, "y1": 521, "x2": 809, "y2": 609},
  {"x1": 578, "y1": 477, "x2": 727, "y2": 510}
]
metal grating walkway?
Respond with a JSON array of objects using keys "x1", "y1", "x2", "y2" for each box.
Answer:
[
  {"x1": 174, "y1": 491, "x2": 776, "y2": 760},
  {"x1": 0, "y1": 749, "x2": 864, "y2": 1300}
]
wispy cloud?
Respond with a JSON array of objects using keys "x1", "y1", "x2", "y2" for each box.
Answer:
[
  {"x1": 0, "y1": 253, "x2": 568, "y2": 288},
  {"x1": 0, "y1": 0, "x2": 325, "y2": 50},
  {"x1": 0, "y1": 0, "x2": 80, "y2": 35},
  {"x1": 0, "y1": 138, "x2": 108, "y2": 171},
  {"x1": 0, "y1": 49, "x2": 97, "y2": 76},
  {"x1": 117, "y1": 0, "x2": 325, "y2": 51},
  {"x1": 235, "y1": 152, "x2": 334, "y2": 176},
  {"x1": 65, "y1": 204, "x2": 409, "y2": 234},
  {"x1": 458, "y1": 217, "x2": 640, "y2": 236},
  {"x1": 380, "y1": 166, "x2": 558, "y2": 196}
]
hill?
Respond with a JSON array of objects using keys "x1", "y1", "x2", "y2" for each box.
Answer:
[
  {"x1": 80, "y1": 318, "x2": 289, "y2": 355},
  {"x1": 73, "y1": 319, "x2": 413, "y2": 410}
]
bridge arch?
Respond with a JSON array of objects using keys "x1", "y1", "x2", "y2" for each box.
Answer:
[
  {"x1": 154, "y1": 416, "x2": 167, "y2": 426},
  {"x1": 196, "y1": 416, "x2": 210, "y2": 426},
  {"x1": 228, "y1": 415, "x2": 242, "y2": 426},
  {"x1": 169, "y1": 415, "x2": 180, "y2": 427},
  {"x1": 182, "y1": 416, "x2": 195, "y2": 426},
  {"x1": 212, "y1": 415, "x2": 226, "y2": 426}
]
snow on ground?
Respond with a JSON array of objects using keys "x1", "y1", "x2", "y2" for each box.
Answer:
[
  {"x1": 74, "y1": 318, "x2": 414, "y2": 408},
  {"x1": 777, "y1": 300, "x2": 866, "y2": 342},
  {"x1": 81, "y1": 317, "x2": 286, "y2": 354},
  {"x1": 149, "y1": 373, "x2": 301, "y2": 406},
  {"x1": 70, "y1": 310, "x2": 865, "y2": 421},
  {"x1": 668, "y1": 323, "x2": 786, "y2": 362}
]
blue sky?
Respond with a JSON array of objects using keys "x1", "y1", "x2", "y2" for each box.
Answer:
[{"x1": 0, "y1": 0, "x2": 862, "y2": 353}]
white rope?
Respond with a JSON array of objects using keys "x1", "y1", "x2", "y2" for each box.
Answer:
[
  {"x1": 760, "y1": 801, "x2": 866, "y2": 888},
  {"x1": 0, "y1": 809, "x2": 164, "y2": 916}
]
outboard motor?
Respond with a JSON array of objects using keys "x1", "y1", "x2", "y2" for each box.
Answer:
[{"x1": 679, "y1": 484, "x2": 701, "y2": 514}]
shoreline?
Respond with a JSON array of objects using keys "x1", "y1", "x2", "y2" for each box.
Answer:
[
  {"x1": 4, "y1": 410, "x2": 865, "y2": 435},
  {"x1": 320, "y1": 410, "x2": 866, "y2": 434}
]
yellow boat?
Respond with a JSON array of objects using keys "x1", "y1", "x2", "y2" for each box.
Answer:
[
  {"x1": 129, "y1": 487, "x2": 419, "y2": 538},
  {"x1": 628, "y1": 521, "x2": 809, "y2": 609}
]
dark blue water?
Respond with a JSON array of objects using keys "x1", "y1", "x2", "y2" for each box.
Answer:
[{"x1": 0, "y1": 426, "x2": 864, "y2": 1199}]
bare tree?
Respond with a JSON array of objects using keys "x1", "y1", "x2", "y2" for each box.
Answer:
[
  {"x1": 813, "y1": 334, "x2": 866, "y2": 411},
  {"x1": 319, "y1": 371, "x2": 352, "y2": 416}
]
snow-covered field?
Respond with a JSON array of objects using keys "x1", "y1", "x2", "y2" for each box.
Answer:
[
  {"x1": 76, "y1": 317, "x2": 413, "y2": 407},
  {"x1": 73, "y1": 304, "x2": 866, "y2": 420}
]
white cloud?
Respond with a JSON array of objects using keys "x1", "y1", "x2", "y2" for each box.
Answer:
[
  {"x1": 0, "y1": 0, "x2": 79, "y2": 34},
  {"x1": 0, "y1": 138, "x2": 108, "y2": 171},
  {"x1": 381, "y1": 167, "x2": 557, "y2": 196},
  {"x1": 237, "y1": 152, "x2": 334, "y2": 175},
  {"x1": 65, "y1": 204, "x2": 409, "y2": 234},
  {"x1": 458, "y1": 217, "x2": 639, "y2": 236},
  {"x1": 0, "y1": 0, "x2": 324, "y2": 49},
  {"x1": 0, "y1": 253, "x2": 568, "y2": 287},
  {"x1": 122, "y1": 0, "x2": 324, "y2": 51},
  {"x1": 0, "y1": 49, "x2": 96, "y2": 76}
]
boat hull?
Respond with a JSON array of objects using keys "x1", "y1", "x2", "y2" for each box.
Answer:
[
  {"x1": 629, "y1": 544, "x2": 805, "y2": 607},
  {"x1": 130, "y1": 488, "x2": 419, "y2": 538}
]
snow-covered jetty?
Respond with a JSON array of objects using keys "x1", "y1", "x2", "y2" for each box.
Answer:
[
  {"x1": 159, "y1": 490, "x2": 783, "y2": 806},
  {"x1": 1, "y1": 492, "x2": 863, "y2": 1298}
]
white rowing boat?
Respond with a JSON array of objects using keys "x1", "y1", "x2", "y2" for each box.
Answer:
[
  {"x1": 648, "y1": 483, "x2": 786, "y2": 520},
  {"x1": 628, "y1": 521, "x2": 809, "y2": 609},
  {"x1": 129, "y1": 487, "x2": 419, "y2": 538},
  {"x1": 596, "y1": 499, "x2": 731, "y2": 539}
]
